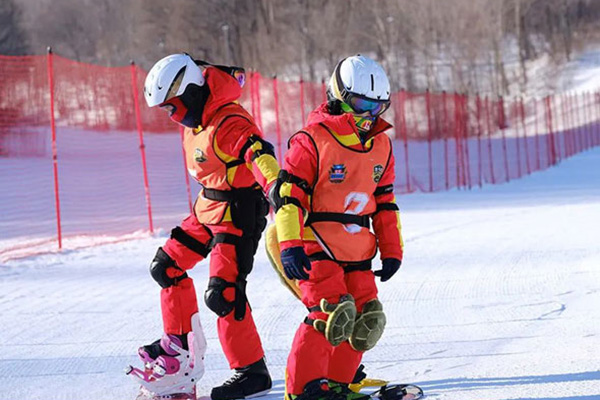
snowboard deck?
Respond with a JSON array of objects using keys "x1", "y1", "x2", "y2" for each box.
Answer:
[{"x1": 134, "y1": 382, "x2": 423, "y2": 400}]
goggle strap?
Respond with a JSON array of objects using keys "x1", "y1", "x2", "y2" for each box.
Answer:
[
  {"x1": 194, "y1": 59, "x2": 246, "y2": 87},
  {"x1": 333, "y1": 57, "x2": 349, "y2": 101}
]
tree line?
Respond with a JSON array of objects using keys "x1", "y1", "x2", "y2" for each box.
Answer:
[{"x1": 2, "y1": 0, "x2": 600, "y2": 95}]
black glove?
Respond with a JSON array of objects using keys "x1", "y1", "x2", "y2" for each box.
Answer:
[
  {"x1": 281, "y1": 246, "x2": 311, "y2": 280},
  {"x1": 374, "y1": 258, "x2": 401, "y2": 282}
]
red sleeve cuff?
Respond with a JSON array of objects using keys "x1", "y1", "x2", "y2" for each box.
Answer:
[{"x1": 280, "y1": 239, "x2": 303, "y2": 251}]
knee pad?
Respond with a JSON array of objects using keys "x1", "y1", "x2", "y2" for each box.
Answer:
[
  {"x1": 150, "y1": 248, "x2": 188, "y2": 289},
  {"x1": 204, "y1": 277, "x2": 235, "y2": 317},
  {"x1": 310, "y1": 294, "x2": 356, "y2": 347},
  {"x1": 349, "y1": 299, "x2": 386, "y2": 351}
]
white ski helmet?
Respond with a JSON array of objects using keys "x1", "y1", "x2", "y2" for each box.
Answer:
[
  {"x1": 144, "y1": 53, "x2": 205, "y2": 108},
  {"x1": 328, "y1": 55, "x2": 391, "y2": 115}
]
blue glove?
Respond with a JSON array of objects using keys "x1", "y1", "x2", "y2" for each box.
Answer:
[
  {"x1": 281, "y1": 247, "x2": 312, "y2": 280},
  {"x1": 374, "y1": 258, "x2": 401, "y2": 282}
]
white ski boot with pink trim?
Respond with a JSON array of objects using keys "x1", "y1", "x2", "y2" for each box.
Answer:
[{"x1": 126, "y1": 313, "x2": 207, "y2": 397}]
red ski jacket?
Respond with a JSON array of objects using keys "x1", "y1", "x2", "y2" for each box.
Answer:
[
  {"x1": 275, "y1": 103, "x2": 404, "y2": 262},
  {"x1": 183, "y1": 67, "x2": 279, "y2": 224}
]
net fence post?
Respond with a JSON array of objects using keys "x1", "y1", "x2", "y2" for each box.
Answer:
[
  {"x1": 485, "y1": 96, "x2": 496, "y2": 184},
  {"x1": 462, "y1": 93, "x2": 472, "y2": 189},
  {"x1": 560, "y1": 93, "x2": 571, "y2": 157},
  {"x1": 520, "y1": 97, "x2": 531, "y2": 174},
  {"x1": 442, "y1": 91, "x2": 450, "y2": 190},
  {"x1": 545, "y1": 95, "x2": 556, "y2": 166},
  {"x1": 399, "y1": 89, "x2": 411, "y2": 193},
  {"x1": 453, "y1": 93, "x2": 462, "y2": 188},
  {"x1": 513, "y1": 99, "x2": 522, "y2": 178},
  {"x1": 499, "y1": 96, "x2": 510, "y2": 182},
  {"x1": 585, "y1": 92, "x2": 592, "y2": 149},
  {"x1": 47, "y1": 47, "x2": 63, "y2": 250},
  {"x1": 425, "y1": 89, "x2": 433, "y2": 192},
  {"x1": 130, "y1": 61, "x2": 154, "y2": 233},
  {"x1": 572, "y1": 93, "x2": 579, "y2": 153},
  {"x1": 475, "y1": 94, "x2": 483, "y2": 187}
]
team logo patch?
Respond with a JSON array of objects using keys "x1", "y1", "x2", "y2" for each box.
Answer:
[
  {"x1": 373, "y1": 164, "x2": 384, "y2": 183},
  {"x1": 194, "y1": 148, "x2": 207, "y2": 163},
  {"x1": 329, "y1": 164, "x2": 347, "y2": 183}
]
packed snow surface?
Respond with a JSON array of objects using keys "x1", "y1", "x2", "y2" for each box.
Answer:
[{"x1": 1, "y1": 148, "x2": 599, "y2": 400}]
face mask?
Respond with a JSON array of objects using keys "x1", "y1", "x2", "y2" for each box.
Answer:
[
  {"x1": 340, "y1": 102, "x2": 375, "y2": 133},
  {"x1": 160, "y1": 84, "x2": 210, "y2": 128},
  {"x1": 353, "y1": 115, "x2": 375, "y2": 132}
]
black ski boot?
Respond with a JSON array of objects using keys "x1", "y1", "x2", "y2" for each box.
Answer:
[
  {"x1": 210, "y1": 357, "x2": 272, "y2": 400},
  {"x1": 288, "y1": 379, "x2": 345, "y2": 400}
]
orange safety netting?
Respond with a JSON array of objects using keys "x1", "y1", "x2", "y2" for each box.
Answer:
[{"x1": 1, "y1": 53, "x2": 600, "y2": 259}]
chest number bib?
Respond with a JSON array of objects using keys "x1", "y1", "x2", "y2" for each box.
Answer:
[{"x1": 343, "y1": 192, "x2": 369, "y2": 234}]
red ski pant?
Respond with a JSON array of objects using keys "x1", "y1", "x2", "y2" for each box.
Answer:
[
  {"x1": 160, "y1": 214, "x2": 265, "y2": 369},
  {"x1": 286, "y1": 242, "x2": 379, "y2": 395}
]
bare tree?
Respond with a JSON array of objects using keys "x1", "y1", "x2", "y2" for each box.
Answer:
[
  {"x1": 9, "y1": 0, "x2": 600, "y2": 95},
  {"x1": 0, "y1": 0, "x2": 28, "y2": 55}
]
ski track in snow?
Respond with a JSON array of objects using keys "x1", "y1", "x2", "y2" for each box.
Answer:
[{"x1": 1, "y1": 148, "x2": 600, "y2": 400}]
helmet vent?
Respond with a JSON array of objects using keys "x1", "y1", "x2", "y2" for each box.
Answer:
[{"x1": 371, "y1": 74, "x2": 375, "y2": 91}]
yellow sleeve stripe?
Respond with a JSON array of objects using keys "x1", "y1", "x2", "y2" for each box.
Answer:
[
  {"x1": 393, "y1": 196, "x2": 404, "y2": 251},
  {"x1": 275, "y1": 203, "x2": 304, "y2": 242},
  {"x1": 280, "y1": 182, "x2": 294, "y2": 198},
  {"x1": 222, "y1": 205, "x2": 233, "y2": 222},
  {"x1": 227, "y1": 165, "x2": 238, "y2": 184},
  {"x1": 253, "y1": 154, "x2": 280, "y2": 185},
  {"x1": 250, "y1": 141, "x2": 263, "y2": 153}
]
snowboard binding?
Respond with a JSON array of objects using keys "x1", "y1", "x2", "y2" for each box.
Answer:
[
  {"x1": 370, "y1": 384, "x2": 424, "y2": 400},
  {"x1": 126, "y1": 313, "x2": 207, "y2": 397}
]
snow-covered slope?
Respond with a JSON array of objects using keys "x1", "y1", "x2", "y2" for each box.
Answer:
[
  {"x1": 556, "y1": 49, "x2": 600, "y2": 94},
  {"x1": 1, "y1": 147, "x2": 599, "y2": 400}
]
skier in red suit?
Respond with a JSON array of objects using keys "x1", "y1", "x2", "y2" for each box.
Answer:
[
  {"x1": 271, "y1": 55, "x2": 404, "y2": 400},
  {"x1": 127, "y1": 54, "x2": 279, "y2": 399}
]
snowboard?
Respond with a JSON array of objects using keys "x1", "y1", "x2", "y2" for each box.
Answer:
[{"x1": 133, "y1": 382, "x2": 423, "y2": 400}]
